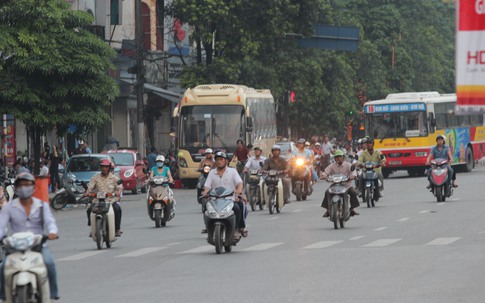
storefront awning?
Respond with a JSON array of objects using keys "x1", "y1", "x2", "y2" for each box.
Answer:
[{"x1": 144, "y1": 84, "x2": 181, "y2": 104}]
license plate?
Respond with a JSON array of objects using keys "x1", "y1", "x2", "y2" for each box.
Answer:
[{"x1": 389, "y1": 161, "x2": 402, "y2": 165}]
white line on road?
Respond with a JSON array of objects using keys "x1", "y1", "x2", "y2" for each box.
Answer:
[
  {"x1": 425, "y1": 237, "x2": 460, "y2": 246},
  {"x1": 292, "y1": 209, "x2": 303, "y2": 213},
  {"x1": 418, "y1": 210, "x2": 430, "y2": 214},
  {"x1": 166, "y1": 242, "x2": 181, "y2": 246},
  {"x1": 116, "y1": 247, "x2": 166, "y2": 257},
  {"x1": 349, "y1": 236, "x2": 365, "y2": 240},
  {"x1": 374, "y1": 227, "x2": 388, "y2": 231},
  {"x1": 269, "y1": 216, "x2": 279, "y2": 220},
  {"x1": 397, "y1": 217, "x2": 410, "y2": 222},
  {"x1": 302, "y1": 241, "x2": 343, "y2": 249},
  {"x1": 179, "y1": 245, "x2": 213, "y2": 254},
  {"x1": 437, "y1": 202, "x2": 445, "y2": 206},
  {"x1": 242, "y1": 242, "x2": 284, "y2": 251},
  {"x1": 58, "y1": 251, "x2": 105, "y2": 261},
  {"x1": 363, "y1": 239, "x2": 401, "y2": 247}
]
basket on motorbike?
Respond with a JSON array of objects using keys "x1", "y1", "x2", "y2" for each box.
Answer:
[
  {"x1": 150, "y1": 177, "x2": 169, "y2": 187},
  {"x1": 248, "y1": 169, "x2": 261, "y2": 184},
  {"x1": 92, "y1": 201, "x2": 110, "y2": 214},
  {"x1": 265, "y1": 170, "x2": 279, "y2": 186}
]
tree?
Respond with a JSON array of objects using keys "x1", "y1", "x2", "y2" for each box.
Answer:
[{"x1": 0, "y1": 0, "x2": 119, "y2": 173}]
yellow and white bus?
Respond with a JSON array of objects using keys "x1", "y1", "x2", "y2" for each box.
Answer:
[
  {"x1": 173, "y1": 84, "x2": 277, "y2": 186},
  {"x1": 364, "y1": 92, "x2": 485, "y2": 177}
]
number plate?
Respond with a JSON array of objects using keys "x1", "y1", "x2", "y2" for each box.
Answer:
[{"x1": 389, "y1": 161, "x2": 402, "y2": 165}]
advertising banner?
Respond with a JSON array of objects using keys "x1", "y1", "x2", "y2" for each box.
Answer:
[
  {"x1": 456, "y1": 0, "x2": 485, "y2": 114},
  {"x1": 2, "y1": 114, "x2": 16, "y2": 166}
]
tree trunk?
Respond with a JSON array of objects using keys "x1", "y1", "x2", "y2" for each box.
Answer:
[{"x1": 31, "y1": 126, "x2": 42, "y2": 176}]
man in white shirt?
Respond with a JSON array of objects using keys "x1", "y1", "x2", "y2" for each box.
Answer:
[{"x1": 39, "y1": 160, "x2": 49, "y2": 176}]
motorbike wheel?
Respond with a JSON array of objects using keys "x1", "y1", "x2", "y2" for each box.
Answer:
[
  {"x1": 224, "y1": 245, "x2": 232, "y2": 253},
  {"x1": 14, "y1": 284, "x2": 32, "y2": 303},
  {"x1": 214, "y1": 224, "x2": 224, "y2": 254},
  {"x1": 154, "y1": 209, "x2": 161, "y2": 228},
  {"x1": 371, "y1": 190, "x2": 376, "y2": 207},
  {"x1": 436, "y1": 186, "x2": 442, "y2": 202},
  {"x1": 268, "y1": 189, "x2": 275, "y2": 214},
  {"x1": 96, "y1": 218, "x2": 103, "y2": 250},
  {"x1": 105, "y1": 220, "x2": 111, "y2": 248},
  {"x1": 339, "y1": 218, "x2": 345, "y2": 228},
  {"x1": 331, "y1": 205, "x2": 339, "y2": 230},
  {"x1": 250, "y1": 187, "x2": 256, "y2": 211},
  {"x1": 365, "y1": 188, "x2": 371, "y2": 208},
  {"x1": 295, "y1": 184, "x2": 302, "y2": 201},
  {"x1": 275, "y1": 191, "x2": 280, "y2": 214},
  {"x1": 258, "y1": 190, "x2": 264, "y2": 211},
  {"x1": 51, "y1": 193, "x2": 68, "y2": 210}
]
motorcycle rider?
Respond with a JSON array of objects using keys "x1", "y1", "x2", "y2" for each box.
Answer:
[
  {"x1": 262, "y1": 145, "x2": 291, "y2": 204},
  {"x1": 84, "y1": 159, "x2": 124, "y2": 237},
  {"x1": 320, "y1": 150, "x2": 360, "y2": 217},
  {"x1": 202, "y1": 151, "x2": 247, "y2": 238},
  {"x1": 425, "y1": 134, "x2": 457, "y2": 189},
  {"x1": 199, "y1": 148, "x2": 215, "y2": 169},
  {"x1": 243, "y1": 147, "x2": 267, "y2": 173},
  {"x1": 357, "y1": 138, "x2": 386, "y2": 199},
  {"x1": 0, "y1": 173, "x2": 60, "y2": 301},
  {"x1": 321, "y1": 135, "x2": 334, "y2": 169},
  {"x1": 291, "y1": 138, "x2": 313, "y2": 195},
  {"x1": 149, "y1": 155, "x2": 174, "y2": 182}
]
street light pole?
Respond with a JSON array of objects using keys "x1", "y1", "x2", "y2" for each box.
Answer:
[{"x1": 135, "y1": 0, "x2": 145, "y2": 156}]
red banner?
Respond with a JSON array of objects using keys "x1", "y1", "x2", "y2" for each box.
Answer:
[{"x1": 2, "y1": 115, "x2": 16, "y2": 166}]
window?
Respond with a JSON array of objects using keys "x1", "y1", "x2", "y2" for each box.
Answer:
[{"x1": 110, "y1": 0, "x2": 120, "y2": 25}]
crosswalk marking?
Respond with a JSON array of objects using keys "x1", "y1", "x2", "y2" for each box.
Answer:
[
  {"x1": 418, "y1": 210, "x2": 430, "y2": 214},
  {"x1": 166, "y1": 242, "x2": 181, "y2": 246},
  {"x1": 269, "y1": 217, "x2": 279, "y2": 220},
  {"x1": 302, "y1": 241, "x2": 342, "y2": 249},
  {"x1": 58, "y1": 251, "x2": 105, "y2": 261},
  {"x1": 437, "y1": 202, "x2": 445, "y2": 206},
  {"x1": 398, "y1": 217, "x2": 409, "y2": 222},
  {"x1": 374, "y1": 227, "x2": 388, "y2": 231},
  {"x1": 425, "y1": 237, "x2": 460, "y2": 246},
  {"x1": 243, "y1": 242, "x2": 284, "y2": 251},
  {"x1": 116, "y1": 247, "x2": 166, "y2": 257},
  {"x1": 363, "y1": 239, "x2": 401, "y2": 247},
  {"x1": 292, "y1": 209, "x2": 303, "y2": 213},
  {"x1": 179, "y1": 245, "x2": 213, "y2": 254},
  {"x1": 349, "y1": 236, "x2": 365, "y2": 241}
]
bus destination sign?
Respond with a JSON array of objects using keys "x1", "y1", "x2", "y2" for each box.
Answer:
[{"x1": 364, "y1": 103, "x2": 426, "y2": 114}]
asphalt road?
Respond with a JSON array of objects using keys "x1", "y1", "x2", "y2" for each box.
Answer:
[{"x1": 48, "y1": 166, "x2": 485, "y2": 303}]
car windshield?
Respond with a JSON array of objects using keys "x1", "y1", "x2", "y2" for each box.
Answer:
[
  {"x1": 108, "y1": 153, "x2": 134, "y2": 166},
  {"x1": 277, "y1": 142, "x2": 292, "y2": 153},
  {"x1": 67, "y1": 157, "x2": 103, "y2": 172}
]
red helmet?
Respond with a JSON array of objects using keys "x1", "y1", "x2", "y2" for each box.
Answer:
[{"x1": 99, "y1": 159, "x2": 111, "y2": 167}]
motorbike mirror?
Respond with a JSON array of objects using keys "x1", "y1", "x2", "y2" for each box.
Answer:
[
  {"x1": 116, "y1": 179, "x2": 123, "y2": 185},
  {"x1": 380, "y1": 154, "x2": 385, "y2": 160},
  {"x1": 259, "y1": 162, "x2": 263, "y2": 167},
  {"x1": 351, "y1": 165, "x2": 355, "y2": 172},
  {"x1": 80, "y1": 181, "x2": 88, "y2": 189}
]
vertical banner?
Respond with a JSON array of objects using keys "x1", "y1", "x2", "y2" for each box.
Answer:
[
  {"x1": 456, "y1": 0, "x2": 485, "y2": 114},
  {"x1": 2, "y1": 114, "x2": 16, "y2": 166}
]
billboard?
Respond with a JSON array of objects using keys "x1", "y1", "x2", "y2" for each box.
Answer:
[{"x1": 2, "y1": 114, "x2": 16, "y2": 166}]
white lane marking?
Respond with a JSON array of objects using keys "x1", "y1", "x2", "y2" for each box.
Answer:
[
  {"x1": 374, "y1": 227, "x2": 388, "y2": 231},
  {"x1": 58, "y1": 251, "x2": 105, "y2": 261},
  {"x1": 179, "y1": 245, "x2": 213, "y2": 254},
  {"x1": 242, "y1": 242, "x2": 284, "y2": 251},
  {"x1": 269, "y1": 216, "x2": 279, "y2": 220},
  {"x1": 292, "y1": 209, "x2": 303, "y2": 213},
  {"x1": 349, "y1": 236, "x2": 365, "y2": 241},
  {"x1": 437, "y1": 202, "x2": 445, "y2": 206},
  {"x1": 363, "y1": 239, "x2": 401, "y2": 247},
  {"x1": 302, "y1": 241, "x2": 343, "y2": 249},
  {"x1": 116, "y1": 247, "x2": 166, "y2": 257},
  {"x1": 398, "y1": 217, "x2": 409, "y2": 222},
  {"x1": 425, "y1": 237, "x2": 460, "y2": 246},
  {"x1": 166, "y1": 242, "x2": 181, "y2": 246},
  {"x1": 418, "y1": 210, "x2": 430, "y2": 214}
]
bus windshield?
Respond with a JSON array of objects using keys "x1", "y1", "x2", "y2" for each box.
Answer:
[
  {"x1": 180, "y1": 105, "x2": 245, "y2": 149},
  {"x1": 366, "y1": 111, "x2": 428, "y2": 139}
]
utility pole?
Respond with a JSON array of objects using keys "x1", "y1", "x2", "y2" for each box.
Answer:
[{"x1": 135, "y1": 0, "x2": 145, "y2": 156}]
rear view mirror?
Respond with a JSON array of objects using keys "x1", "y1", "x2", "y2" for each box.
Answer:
[
  {"x1": 117, "y1": 179, "x2": 123, "y2": 185},
  {"x1": 259, "y1": 162, "x2": 263, "y2": 167}
]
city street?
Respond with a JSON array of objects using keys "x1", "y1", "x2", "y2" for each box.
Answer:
[{"x1": 49, "y1": 167, "x2": 485, "y2": 303}]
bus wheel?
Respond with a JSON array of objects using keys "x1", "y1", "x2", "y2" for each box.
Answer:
[{"x1": 465, "y1": 146, "x2": 474, "y2": 173}]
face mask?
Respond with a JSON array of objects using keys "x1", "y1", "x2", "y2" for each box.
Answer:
[
  {"x1": 16, "y1": 185, "x2": 35, "y2": 199},
  {"x1": 157, "y1": 162, "x2": 164, "y2": 168}
]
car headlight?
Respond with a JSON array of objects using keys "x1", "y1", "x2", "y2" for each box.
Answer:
[
  {"x1": 124, "y1": 169, "x2": 134, "y2": 178},
  {"x1": 414, "y1": 152, "x2": 428, "y2": 157}
]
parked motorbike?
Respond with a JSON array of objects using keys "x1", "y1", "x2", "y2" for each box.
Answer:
[
  {"x1": 360, "y1": 161, "x2": 381, "y2": 208},
  {"x1": 147, "y1": 176, "x2": 175, "y2": 227},
  {"x1": 291, "y1": 157, "x2": 312, "y2": 201},
  {"x1": 197, "y1": 165, "x2": 212, "y2": 212},
  {"x1": 428, "y1": 158, "x2": 453, "y2": 202},
  {"x1": 204, "y1": 187, "x2": 241, "y2": 254},
  {"x1": 263, "y1": 170, "x2": 284, "y2": 214},
  {"x1": 247, "y1": 169, "x2": 264, "y2": 211},
  {"x1": 2, "y1": 232, "x2": 50, "y2": 302},
  {"x1": 325, "y1": 174, "x2": 351, "y2": 229},
  {"x1": 50, "y1": 174, "x2": 87, "y2": 210}
]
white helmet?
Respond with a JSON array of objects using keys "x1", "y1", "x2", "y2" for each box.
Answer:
[
  {"x1": 156, "y1": 155, "x2": 165, "y2": 162},
  {"x1": 305, "y1": 141, "x2": 310, "y2": 146},
  {"x1": 271, "y1": 145, "x2": 281, "y2": 151},
  {"x1": 204, "y1": 148, "x2": 213, "y2": 154}
]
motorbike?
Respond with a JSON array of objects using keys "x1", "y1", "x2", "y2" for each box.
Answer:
[
  {"x1": 247, "y1": 169, "x2": 264, "y2": 211},
  {"x1": 2, "y1": 232, "x2": 50, "y2": 302},
  {"x1": 325, "y1": 174, "x2": 351, "y2": 229},
  {"x1": 50, "y1": 174, "x2": 87, "y2": 210},
  {"x1": 313, "y1": 154, "x2": 322, "y2": 177},
  {"x1": 262, "y1": 170, "x2": 284, "y2": 214},
  {"x1": 360, "y1": 161, "x2": 381, "y2": 208},
  {"x1": 291, "y1": 157, "x2": 313, "y2": 201},
  {"x1": 204, "y1": 187, "x2": 241, "y2": 254},
  {"x1": 197, "y1": 165, "x2": 212, "y2": 212},
  {"x1": 4, "y1": 177, "x2": 15, "y2": 202},
  {"x1": 428, "y1": 158, "x2": 453, "y2": 202},
  {"x1": 147, "y1": 176, "x2": 175, "y2": 228}
]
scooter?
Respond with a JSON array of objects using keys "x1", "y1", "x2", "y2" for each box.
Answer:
[
  {"x1": 247, "y1": 169, "x2": 264, "y2": 211},
  {"x1": 147, "y1": 176, "x2": 175, "y2": 227},
  {"x1": 262, "y1": 170, "x2": 284, "y2": 214},
  {"x1": 360, "y1": 161, "x2": 381, "y2": 208},
  {"x1": 204, "y1": 187, "x2": 241, "y2": 254},
  {"x1": 428, "y1": 158, "x2": 453, "y2": 202},
  {"x1": 291, "y1": 157, "x2": 312, "y2": 201},
  {"x1": 197, "y1": 165, "x2": 212, "y2": 212},
  {"x1": 4, "y1": 177, "x2": 15, "y2": 202},
  {"x1": 50, "y1": 174, "x2": 87, "y2": 210},
  {"x1": 325, "y1": 174, "x2": 351, "y2": 229},
  {"x1": 3, "y1": 232, "x2": 50, "y2": 302}
]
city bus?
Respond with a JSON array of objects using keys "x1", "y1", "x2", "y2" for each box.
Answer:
[
  {"x1": 173, "y1": 84, "x2": 277, "y2": 186},
  {"x1": 363, "y1": 91, "x2": 485, "y2": 178}
]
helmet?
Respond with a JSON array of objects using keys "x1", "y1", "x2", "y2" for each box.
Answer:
[
  {"x1": 156, "y1": 155, "x2": 165, "y2": 162},
  {"x1": 204, "y1": 148, "x2": 213, "y2": 154},
  {"x1": 297, "y1": 138, "x2": 305, "y2": 144},
  {"x1": 253, "y1": 147, "x2": 262, "y2": 151},
  {"x1": 99, "y1": 159, "x2": 111, "y2": 167},
  {"x1": 436, "y1": 134, "x2": 446, "y2": 142},
  {"x1": 315, "y1": 142, "x2": 321, "y2": 146},
  {"x1": 334, "y1": 150, "x2": 345, "y2": 157},
  {"x1": 366, "y1": 138, "x2": 374, "y2": 144},
  {"x1": 305, "y1": 141, "x2": 310, "y2": 146},
  {"x1": 271, "y1": 145, "x2": 281, "y2": 151},
  {"x1": 357, "y1": 139, "x2": 362, "y2": 144},
  {"x1": 214, "y1": 151, "x2": 227, "y2": 159},
  {"x1": 14, "y1": 172, "x2": 35, "y2": 186}
]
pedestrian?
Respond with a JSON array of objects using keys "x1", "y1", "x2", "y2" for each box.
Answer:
[
  {"x1": 72, "y1": 140, "x2": 86, "y2": 155},
  {"x1": 147, "y1": 147, "x2": 157, "y2": 171},
  {"x1": 84, "y1": 141, "x2": 92, "y2": 154},
  {"x1": 43, "y1": 142, "x2": 51, "y2": 160},
  {"x1": 39, "y1": 160, "x2": 49, "y2": 177},
  {"x1": 49, "y1": 145, "x2": 61, "y2": 192}
]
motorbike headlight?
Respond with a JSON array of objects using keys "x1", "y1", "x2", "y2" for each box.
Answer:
[
  {"x1": 296, "y1": 158, "x2": 304, "y2": 166},
  {"x1": 434, "y1": 169, "x2": 445, "y2": 176},
  {"x1": 203, "y1": 166, "x2": 211, "y2": 173},
  {"x1": 124, "y1": 169, "x2": 134, "y2": 178},
  {"x1": 205, "y1": 202, "x2": 217, "y2": 216}
]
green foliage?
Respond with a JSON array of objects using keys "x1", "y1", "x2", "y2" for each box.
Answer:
[{"x1": 0, "y1": 0, "x2": 119, "y2": 134}]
